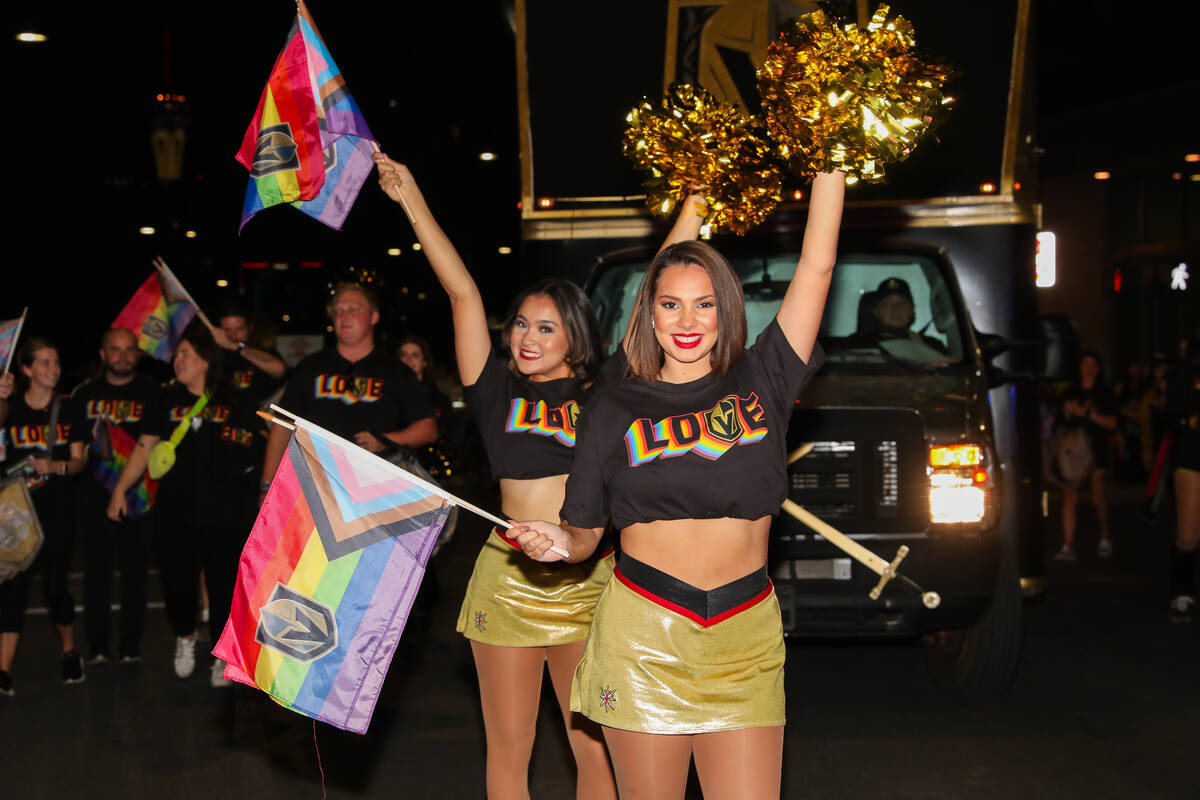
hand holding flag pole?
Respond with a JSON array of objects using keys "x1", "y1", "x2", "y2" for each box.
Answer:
[
  {"x1": 370, "y1": 143, "x2": 416, "y2": 226},
  {"x1": 1, "y1": 307, "x2": 28, "y2": 376},
  {"x1": 261, "y1": 405, "x2": 569, "y2": 557}
]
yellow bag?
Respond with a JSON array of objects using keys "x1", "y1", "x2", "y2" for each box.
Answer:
[{"x1": 148, "y1": 392, "x2": 209, "y2": 480}]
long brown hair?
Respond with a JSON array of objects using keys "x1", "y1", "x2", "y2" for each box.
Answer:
[{"x1": 626, "y1": 241, "x2": 747, "y2": 380}]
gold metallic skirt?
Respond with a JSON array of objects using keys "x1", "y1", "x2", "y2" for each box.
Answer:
[
  {"x1": 570, "y1": 555, "x2": 786, "y2": 734},
  {"x1": 456, "y1": 528, "x2": 615, "y2": 648}
]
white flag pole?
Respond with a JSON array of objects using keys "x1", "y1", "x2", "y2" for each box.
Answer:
[
  {"x1": 265, "y1": 405, "x2": 569, "y2": 557},
  {"x1": 153, "y1": 256, "x2": 215, "y2": 332},
  {"x1": 2, "y1": 307, "x2": 29, "y2": 376}
]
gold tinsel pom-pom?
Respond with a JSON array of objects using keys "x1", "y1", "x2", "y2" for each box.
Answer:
[
  {"x1": 757, "y1": 4, "x2": 954, "y2": 184},
  {"x1": 622, "y1": 83, "x2": 783, "y2": 236}
]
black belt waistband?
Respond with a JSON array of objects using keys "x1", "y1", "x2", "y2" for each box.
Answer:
[{"x1": 615, "y1": 553, "x2": 772, "y2": 627}]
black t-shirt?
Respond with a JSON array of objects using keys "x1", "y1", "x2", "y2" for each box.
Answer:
[
  {"x1": 71, "y1": 375, "x2": 163, "y2": 486},
  {"x1": 278, "y1": 347, "x2": 434, "y2": 442},
  {"x1": 154, "y1": 384, "x2": 264, "y2": 521},
  {"x1": 561, "y1": 321, "x2": 824, "y2": 530},
  {"x1": 1, "y1": 394, "x2": 89, "y2": 497},
  {"x1": 226, "y1": 350, "x2": 284, "y2": 405},
  {"x1": 1059, "y1": 382, "x2": 1118, "y2": 464},
  {"x1": 463, "y1": 349, "x2": 627, "y2": 480}
]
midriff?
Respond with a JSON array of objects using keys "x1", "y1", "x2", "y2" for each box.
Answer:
[
  {"x1": 499, "y1": 474, "x2": 569, "y2": 524},
  {"x1": 620, "y1": 515, "x2": 772, "y2": 590}
]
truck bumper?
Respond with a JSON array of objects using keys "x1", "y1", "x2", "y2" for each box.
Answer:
[{"x1": 770, "y1": 533, "x2": 1002, "y2": 637}]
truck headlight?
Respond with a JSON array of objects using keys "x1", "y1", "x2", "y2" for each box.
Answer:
[{"x1": 929, "y1": 444, "x2": 991, "y2": 525}]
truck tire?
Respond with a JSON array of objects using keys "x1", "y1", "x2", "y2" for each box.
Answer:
[{"x1": 923, "y1": 550, "x2": 1023, "y2": 696}]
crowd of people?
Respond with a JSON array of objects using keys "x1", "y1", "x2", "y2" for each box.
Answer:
[
  {"x1": 0, "y1": 291, "x2": 447, "y2": 697},
  {"x1": 1045, "y1": 339, "x2": 1200, "y2": 621}
]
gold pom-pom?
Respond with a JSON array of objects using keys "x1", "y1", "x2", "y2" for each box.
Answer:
[
  {"x1": 623, "y1": 83, "x2": 783, "y2": 236},
  {"x1": 757, "y1": 4, "x2": 954, "y2": 184}
]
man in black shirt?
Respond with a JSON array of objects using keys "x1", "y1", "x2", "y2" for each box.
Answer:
[
  {"x1": 72, "y1": 328, "x2": 162, "y2": 663},
  {"x1": 260, "y1": 284, "x2": 437, "y2": 496},
  {"x1": 211, "y1": 305, "x2": 287, "y2": 406}
]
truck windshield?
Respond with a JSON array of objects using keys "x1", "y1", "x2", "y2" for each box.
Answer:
[{"x1": 591, "y1": 252, "x2": 967, "y2": 369}]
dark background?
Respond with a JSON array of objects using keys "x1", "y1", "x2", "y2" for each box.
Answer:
[{"x1": 2, "y1": 0, "x2": 1195, "y2": 384}]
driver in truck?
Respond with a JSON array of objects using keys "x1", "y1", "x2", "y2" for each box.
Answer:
[{"x1": 853, "y1": 276, "x2": 948, "y2": 356}]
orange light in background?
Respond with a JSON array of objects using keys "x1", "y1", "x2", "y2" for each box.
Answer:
[
  {"x1": 1013, "y1": 181, "x2": 1022, "y2": 190},
  {"x1": 980, "y1": 182, "x2": 996, "y2": 193},
  {"x1": 1185, "y1": 154, "x2": 1200, "y2": 163},
  {"x1": 930, "y1": 444, "x2": 984, "y2": 467},
  {"x1": 538, "y1": 197, "x2": 554, "y2": 209},
  {"x1": 972, "y1": 469, "x2": 988, "y2": 484},
  {"x1": 792, "y1": 189, "x2": 804, "y2": 201},
  {"x1": 1173, "y1": 173, "x2": 1183, "y2": 180},
  {"x1": 1094, "y1": 171, "x2": 1111, "y2": 180}
]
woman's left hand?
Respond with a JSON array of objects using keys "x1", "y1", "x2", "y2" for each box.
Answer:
[{"x1": 507, "y1": 520, "x2": 569, "y2": 563}]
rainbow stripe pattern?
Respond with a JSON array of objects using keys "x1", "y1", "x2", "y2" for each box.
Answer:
[
  {"x1": 504, "y1": 398, "x2": 580, "y2": 446},
  {"x1": 237, "y1": 0, "x2": 377, "y2": 232},
  {"x1": 623, "y1": 392, "x2": 769, "y2": 467},
  {"x1": 0, "y1": 317, "x2": 20, "y2": 372},
  {"x1": 88, "y1": 421, "x2": 158, "y2": 518},
  {"x1": 213, "y1": 419, "x2": 450, "y2": 734},
  {"x1": 111, "y1": 270, "x2": 197, "y2": 361}
]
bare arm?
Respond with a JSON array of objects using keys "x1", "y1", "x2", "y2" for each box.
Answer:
[
  {"x1": 107, "y1": 434, "x2": 158, "y2": 520},
  {"x1": 354, "y1": 417, "x2": 439, "y2": 453},
  {"x1": 213, "y1": 329, "x2": 287, "y2": 380},
  {"x1": 30, "y1": 441, "x2": 88, "y2": 478},
  {"x1": 508, "y1": 519, "x2": 606, "y2": 564},
  {"x1": 776, "y1": 171, "x2": 845, "y2": 362},
  {"x1": 374, "y1": 153, "x2": 492, "y2": 386},
  {"x1": 260, "y1": 422, "x2": 291, "y2": 495},
  {"x1": 618, "y1": 194, "x2": 710, "y2": 353}
]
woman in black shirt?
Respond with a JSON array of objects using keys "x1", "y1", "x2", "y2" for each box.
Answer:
[
  {"x1": 0, "y1": 338, "x2": 89, "y2": 695},
  {"x1": 108, "y1": 333, "x2": 262, "y2": 687},
  {"x1": 509, "y1": 171, "x2": 845, "y2": 799},
  {"x1": 1053, "y1": 351, "x2": 1119, "y2": 561}
]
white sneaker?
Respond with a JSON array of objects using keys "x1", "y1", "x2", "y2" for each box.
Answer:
[
  {"x1": 210, "y1": 658, "x2": 231, "y2": 688},
  {"x1": 173, "y1": 635, "x2": 197, "y2": 679}
]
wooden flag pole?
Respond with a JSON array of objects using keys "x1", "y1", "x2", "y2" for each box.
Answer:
[
  {"x1": 263, "y1": 405, "x2": 570, "y2": 558},
  {"x1": 369, "y1": 142, "x2": 416, "y2": 225},
  {"x1": 2, "y1": 307, "x2": 29, "y2": 376},
  {"x1": 153, "y1": 256, "x2": 215, "y2": 332}
]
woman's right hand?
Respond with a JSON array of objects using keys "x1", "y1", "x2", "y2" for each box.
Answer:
[
  {"x1": 373, "y1": 152, "x2": 415, "y2": 205},
  {"x1": 507, "y1": 520, "x2": 570, "y2": 563},
  {"x1": 106, "y1": 492, "x2": 127, "y2": 522}
]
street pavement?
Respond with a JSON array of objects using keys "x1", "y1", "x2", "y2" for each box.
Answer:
[{"x1": 2, "y1": 480, "x2": 1197, "y2": 799}]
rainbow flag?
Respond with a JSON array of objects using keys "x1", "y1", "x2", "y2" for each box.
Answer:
[
  {"x1": 112, "y1": 270, "x2": 198, "y2": 361},
  {"x1": 0, "y1": 316, "x2": 22, "y2": 373},
  {"x1": 213, "y1": 417, "x2": 451, "y2": 733},
  {"x1": 237, "y1": 0, "x2": 377, "y2": 232},
  {"x1": 88, "y1": 420, "x2": 158, "y2": 518}
]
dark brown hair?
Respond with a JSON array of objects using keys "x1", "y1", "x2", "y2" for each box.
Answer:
[
  {"x1": 501, "y1": 279, "x2": 602, "y2": 382},
  {"x1": 398, "y1": 335, "x2": 436, "y2": 387},
  {"x1": 178, "y1": 332, "x2": 226, "y2": 396},
  {"x1": 626, "y1": 241, "x2": 746, "y2": 380}
]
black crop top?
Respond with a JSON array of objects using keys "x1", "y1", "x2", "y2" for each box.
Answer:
[
  {"x1": 560, "y1": 320, "x2": 824, "y2": 530},
  {"x1": 463, "y1": 349, "x2": 627, "y2": 480}
]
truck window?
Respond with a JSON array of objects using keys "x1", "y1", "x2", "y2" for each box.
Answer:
[{"x1": 593, "y1": 252, "x2": 966, "y2": 368}]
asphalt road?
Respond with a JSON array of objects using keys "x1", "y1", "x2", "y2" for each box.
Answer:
[{"x1": 2, "y1": 480, "x2": 1197, "y2": 799}]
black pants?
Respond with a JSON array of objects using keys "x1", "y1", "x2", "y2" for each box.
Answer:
[
  {"x1": 0, "y1": 488, "x2": 77, "y2": 634},
  {"x1": 154, "y1": 504, "x2": 250, "y2": 644},
  {"x1": 78, "y1": 480, "x2": 151, "y2": 657}
]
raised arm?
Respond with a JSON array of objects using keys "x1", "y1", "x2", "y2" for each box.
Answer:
[
  {"x1": 617, "y1": 194, "x2": 710, "y2": 353},
  {"x1": 374, "y1": 153, "x2": 491, "y2": 385},
  {"x1": 776, "y1": 171, "x2": 845, "y2": 362}
]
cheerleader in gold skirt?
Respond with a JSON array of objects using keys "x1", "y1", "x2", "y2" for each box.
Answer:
[
  {"x1": 375, "y1": 154, "x2": 703, "y2": 799},
  {"x1": 510, "y1": 171, "x2": 845, "y2": 799}
]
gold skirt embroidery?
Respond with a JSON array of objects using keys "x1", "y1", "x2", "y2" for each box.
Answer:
[{"x1": 456, "y1": 528, "x2": 615, "y2": 648}]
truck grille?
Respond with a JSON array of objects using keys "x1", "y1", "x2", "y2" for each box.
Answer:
[{"x1": 780, "y1": 408, "x2": 928, "y2": 535}]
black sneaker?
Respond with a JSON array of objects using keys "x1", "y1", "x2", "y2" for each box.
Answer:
[
  {"x1": 0, "y1": 670, "x2": 14, "y2": 696},
  {"x1": 62, "y1": 651, "x2": 86, "y2": 684},
  {"x1": 1169, "y1": 595, "x2": 1195, "y2": 623}
]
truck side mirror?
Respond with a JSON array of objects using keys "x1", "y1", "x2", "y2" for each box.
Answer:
[{"x1": 1039, "y1": 313, "x2": 1079, "y2": 381}]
